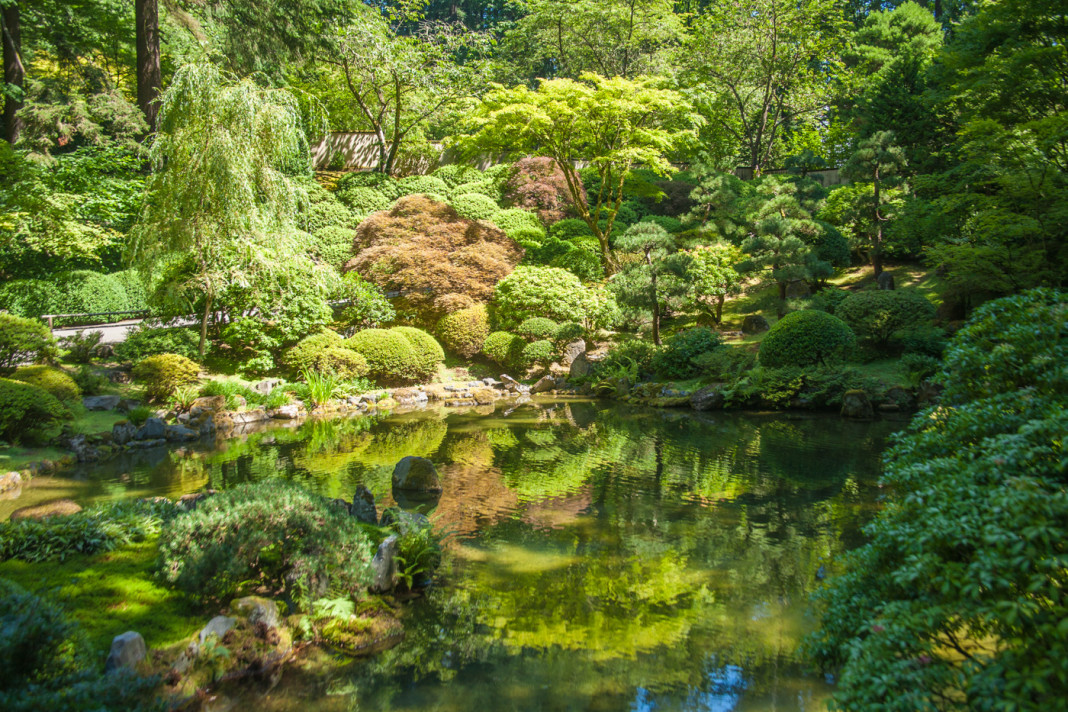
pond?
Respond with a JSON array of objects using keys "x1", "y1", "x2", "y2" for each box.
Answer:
[{"x1": 30, "y1": 399, "x2": 901, "y2": 712}]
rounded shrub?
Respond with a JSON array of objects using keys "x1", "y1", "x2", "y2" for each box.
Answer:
[
  {"x1": 285, "y1": 331, "x2": 369, "y2": 380},
  {"x1": 522, "y1": 339, "x2": 555, "y2": 368},
  {"x1": 52, "y1": 271, "x2": 129, "y2": 316},
  {"x1": 433, "y1": 164, "x2": 482, "y2": 188},
  {"x1": 553, "y1": 321, "x2": 585, "y2": 344},
  {"x1": 0, "y1": 378, "x2": 70, "y2": 442},
  {"x1": 110, "y1": 270, "x2": 148, "y2": 311},
  {"x1": 759, "y1": 310, "x2": 856, "y2": 367},
  {"x1": 549, "y1": 218, "x2": 595, "y2": 242},
  {"x1": 436, "y1": 304, "x2": 491, "y2": 358},
  {"x1": 517, "y1": 317, "x2": 559, "y2": 342},
  {"x1": 131, "y1": 353, "x2": 201, "y2": 402},
  {"x1": 450, "y1": 193, "x2": 500, "y2": 221},
  {"x1": 653, "y1": 327, "x2": 724, "y2": 380},
  {"x1": 0, "y1": 279, "x2": 55, "y2": 319},
  {"x1": 481, "y1": 331, "x2": 526, "y2": 370},
  {"x1": 9, "y1": 366, "x2": 81, "y2": 405},
  {"x1": 336, "y1": 186, "x2": 390, "y2": 214},
  {"x1": 392, "y1": 326, "x2": 445, "y2": 382},
  {"x1": 835, "y1": 289, "x2": 936, "y2": 350},
  {"x1": 509, "y1": 226, "x2": 548, "y2": 245},
  {"x1": 0, "y1": 314, "x2": 56, "y2": 375},
  {"x1": 450, "y1": 179, "x2": 500, "y2": 200},
  {"x1": 641, "y1": 215, "x2": 683, "y2": 234},
  {"x1": 113, "y1": 324, "x2": 201, "y2": 363},
  {"x1": 336, "y1": 171, "x2": 401, "y2": 200},
  {"x1": 157, "y1": 480, "x2": 374, "y2": 608},
  {"x1": 491, "y1": 266, "x2": 600, "y2": 329},
  {"x1": 492, "y1": 208, "x2": 544, "y2": 236},
  {"x1": 345, "y1": 328, "x2": 421, "y2": 386},
  {"x1": 304, "y1": 199, "x2": 357, "y2": 232},
  {"x1": 311, "y1": 225, "x2": 356, "y2": 270},
  {"x1": 397, "y1": 175, "x2": 449, "y2": 198}
]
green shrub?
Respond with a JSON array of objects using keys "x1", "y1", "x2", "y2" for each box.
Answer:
[
  {"x1": 553, "y1": 321, "x2": 585, "y2": 344},
  {"x1": 131, "y1": 353, "x2": 200, "y2": 403},
  {"x1": 491, "y1": 266, "x2": 603, "y2": 329},
  {"x1": 344, "y1": 328, "x2": 421, "y2": 386},
  {"x1": 199, "y1": 379, "x2": 262, "y2": 410},
  {"x1": 693, "y1": 345, "x2": 757, "y2": 381},
  {"x1": 436, "y1": 305, "x2": 491, "y2": 358},
  {"x1": 433, "y1": 164, "x2": 483, "y2": 188},
  {"x1": 336, "y1": 186, "x2": 390, "y2": 213},
  {"x1": 0, "y1": 378, "x2": 70, "y2": 442},
  {"x1": 517, "y1": 317, "x2": 559, "y2": 342},
  {"x1": 808, "y1": 286, "x2": 851, "y2": 315},
  {"x1": 640, "y1": 215, "x2": 683, "y2": 234},
  {"x1": 59, "y1": 330, "x2": 104, "y2": 364},
  {"x1": 522, "y1": 339, "x2": 555, "y2": 368},
  {"x1": 310, "y1": 226, "x2": 356, "y2": 270},
  {"x1": 835, "y1": 290, "x2": 935, "y2": 351},
  {"x1": 481, "y1": 331, "x2": 526, "y2": 370},
  {"x1": 509, "y1": 225, "x2": 548, "y2": 244},
  {"x1": 111, "y1": 269, "x2": 148, "y2": 311},
  {"x1": 0, "y1": 279, "x2": 55, "y2": 318},
  {"x1": 392, "y1": 326, "x2": 445, "y2": 382},
  {"x1": 450, "y1": 179, "x2": 500, "y2": 199},
  {"x1": 450, "y1": 193, "x2": 499, "y2": 221},
  {"x1": 592, "y1": 340, "x2": 658, "y2": 383},
  {"x1": 157, "y1": 481, "x2": 374, "y2": 609},
  {"x1": 0, "y1": 314, "x2": 56, "y2": 374},
  {"x1": 113, "y1": 324, "x2": 202, "y2": 363},
  {"x1": 525, "y1": 236, "x2": 604, "y2": 281},
  {"x1": 71, "y1": 365, "x2": 108, "y2": 396},
  {"x1": 759, "y1": 310, "x2": 856, "y2": 367},
  {"x1": 51, "y1": 271, "x2": 130, "y2": 316},
  {"x1": 901, "y1": 352, "x2": 940, "y2": 385},
  {"x1": 303, "y1": 199, "x2": 357, "y2": 232},
  {"x1": 654, "y1": 327, "x2": 723, "y2": 380},
  {"x1": 613, "y1": 201, "x2": 640, "y2": 226},
  {"x1": 9, "y1": 366, "x2": 81, "y2": 405},
  {"x1": 492, "y1": 208, "x2": 543, "y2": 236},
  {"x1": 335, "y1": 272, "x2": 396, "y2": 329},
  {"x1": 893, "y1": 325, "x2": 948, "y2": 357},
  {"x1": 396, "y1": 175, "x2": 449, "y2": 198},
  {"x1": 336, "y1": 171, "x2": 400, "y2": 199},
  {"x1": 549, "y1": 218, "x2": 595, "y2": 242},
  {"x1": 286, "y1": 332, "x2": 369, "y2": 382}
]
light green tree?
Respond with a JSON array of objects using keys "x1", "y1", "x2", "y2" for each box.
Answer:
[
  {"x1": 458, "y1": 73, "x2": 696, "y2": 273},
  {"x1": 683, "y1": 242, "x2": 743, "y2": 325},
  {"x1": 841, "y1": 130, "x2": 908, "y2": 276}
]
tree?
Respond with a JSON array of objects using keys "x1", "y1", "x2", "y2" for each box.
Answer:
[
  {"x1": 134, "y1": 0, "x2": 160, "y2": 131},
  {"x1": 683, "y1": 0, "x2": 847, "y2": 173},
  {"x1": 1, "y1": 0, "x2": 23, "y2": 144},
  {"x1": 610, "y1": 221, "x2": 689, "y2": 345},
  {"x1": 682, "y1": 242, "x2": 742, "y2": 325},
  {"x1": 459, "y1": 73, "x2": 695, "y2": 273},
  {"x1": 130, "y1": 63, "x2": 332, "y2": 357},
  {"x1": 842, "y1": 131, "x2": 907, "y2": 276},
  {"x1": 807, "y1": 288, "x2": 1068, "y2": 710},
  {"x1": 327, "y1": 10, "x2": 489, "y2": 175}
]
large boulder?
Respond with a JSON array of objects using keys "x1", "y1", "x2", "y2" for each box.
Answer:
[
  {"x1": 112, "y1": 421, "x2": 137, "y2": 446},
  {"x1": 83, "y1": 395, "x2": 120, "y2": 411},
  {"x1": 840, "y1": 389, "x2": 874, "y2": 419},
  {"x1": 569, "y1": 353, "x2": 592, "y2": 379},
  {"x1": 105, "y1": 631, "x2": 147, "y2": 673},
  {"x1": 351, "y1": 485, "x2": 378, "y2": 525},
  {"x1": 0, "y1": 471, "x2": 21, "y2": 495},
  {"x1": 560, "y1": 339, "x2": 587, "y2": 367},
  {"x1": 391, "y1": 456, "x2": 442, "y2": 493},
  {"x1": 370, "y1": 535, "x2": 399, "y2": 593},
  {"x1": 136, "y1": 417, "x2": 166, "y2": 440},
  {"x1": 690, "y1": 386, "x2": 725, "y2": 411},
  {"x1": 164, "y1": 424, "x2": 198, "y2": 442},
  {"x1": 198, "y1": 615, "x2": 235, "y2": 644},
  {"x1": 877, "y1": 271, "x2": 896, "y2": 290},
  {"x1": 531, "y1": 375, "x2": 555, "y2": 394},
  {"x1": 251, "y1": 378, "x2": 284, "y2": 395},
  {"x1": 741, "y1": 314, "x2": 770, "y2": 335},
  {"x1": 232, "y1": 596, "x2": 281, "y2": 629}
]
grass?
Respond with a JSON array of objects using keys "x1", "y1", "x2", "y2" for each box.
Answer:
[
  {"x1": 0, "y1": 537, "x2": 204, "y2": 656},
  {"x1": 848, "y1": 358, "x2": 911, "y2": 388},
  {"x1": 69, "y1": 409, "x2": 127, "y2": 435}
]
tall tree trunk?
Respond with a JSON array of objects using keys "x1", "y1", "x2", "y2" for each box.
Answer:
[
  {"x1": 199, "y1": 294, "x2": 213, "y2": 358},
  {"x1": 872, "y1": 169, "x2": 883, "y2": 277},
  {"x1": 714, "y1": 294, "x2": 725, "y2": 324},
  {"x1": 135, "y1": 0, "x2": 162, "y2": 131},
  {"x1": 647, "y1": 249, "x2": 661, "y2": 346},
  {"x1": 1, "y1": 3, "x2": 24, "y2": 145}
]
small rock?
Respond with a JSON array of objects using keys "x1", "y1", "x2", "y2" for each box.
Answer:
[
  {"x1": 232, "y1": 596, "x2": 280, "y2": 629},
  {"x1": 840, "y1": 389, "x2": 874, "y2": 419},
  {"x1": 466, "y1": 381, "x2": 485, "y2": 389},
  {"x1": 392, "y1": 388, "x2": 428, "y2": 407},
  {"x1": 531, "y1": 375, "x2": 555, "y2": 394},
  {"x1": 230, "y1": 408, "x2": 268, "y2": 425},
  {"x1": 197, "y1": 415, "x2": 216, "y2": 436},
  {"x1": 164, "y1": 424, "x2": 198, "y2": 442},
  {"x1": 470, "y1": 388, "x2": 498, "y2": 405},
  {"x1": 82, "y1": 395, "x2": 120, "y2": 411},
  {"x1": 443, "y1": 385, "x2": 466, "y2": 392},
  {"x1": 351, "y1": 485, "x2": 378, "y2": 525},
  {"x1": 370, "y1": 535, "x2": 400, "y2": 593},
  {"x1": 105, "y1": 631, "x2": 147, "y2": 673},
  {"x1": 66, "y1": 434, "x2": 99, "y2": 463},
  {"x1": 136, "y1": 417, "x2": 166, "y2": 440},
  {"x1": 482, "y1": 378, "x2": 501, "y2": 386},
  {"x1": 116, "y1": 398, "x2": 141, "y2": 412},
  {"x1": 0, "y1": 471, "x2": 21, "y2": 495},
  {"x1": 445, "y1": 399, "x2": 477, "y2": 407},
  {"x1": 741, "y1": 314, "x2": 770, "y2": 335},
  {"x1": 380, "y1": 508, "x2": 431, "y2": 532},
  {"x1": 690, "y1": 386, "x2": 725, "y2": 411},
  {"x1": 877, "y1": 271, "x2": 896, "y2": 290},
  {"x1": 191, "y1": 396, "x2": 226, "y2": 413},
  {"x1": 500, "y1": 374, "x2": 521, "y2": 389},
  {"x1": 199, "y1": 616, "x2": 236, "y2": 644},
  {"x1": 271, "y1": 404, "x2": 301, "y2": 420},
  {"x1": 10, "y1": 499, "x2": 83, "y2": 521},
  {"x1": 785, "y1": 280, "x2": 811, "y2": 299},
  {"x1": 391, "y1": 456, "x2": 442, "y2": 493},
  {"x1": 251, "y1": 378, "x2": 284, "y2": 395},
  {"x1": 561, "y1": 340, "x2": 587, "y2": 367}
]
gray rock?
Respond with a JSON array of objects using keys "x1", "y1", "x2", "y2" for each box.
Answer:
[
  {"x1": 199, "y1": 615, "x2": 236, "y2": 644},
  {"x1": 165, "y1": 424, "x2": 198, "y2": 442},
  {"x1": 370, "y1": 534, "x2": 400, "y2": 593},
  {"x1": 105, "y1": 631, "x2": 147, "y2": 673},
  {"x1": 116, "y1": 398, "x2": 141, "y2": 412},
  {"x1": 569, "y1": 353, "x2": 592, "y2": 379},
  {"x1": 500, "y1": 374, "x2": 521, "y2": 389},
  {"x1": 840, "y1": 389, "x2": 874, "y2": 419},
  {"x1": 691, "y1": 386, "x2": 725, "y2": 411},
  {"x1": 482, "y1": 378, "x2": 501, "y2": 386},
  {"x1": 351, "y1": 485, "x2": 378, "y2": 525},
  {"x1": 443, "y1": 385, "x2": 466, "y2": 392},
  {"x1": 127, "y1": 438, "x2": 167, "y2": 449},
  {"x1": 531, "y1": 375, "x2": 555, "y2": 394},
  {"x1": 877, "y1": 271, "x2": 896, "y2": 290},
  {"x1": 561, "y1": 340, "x2": 587, "y2": 367},
  {"x1": 112, "y1": 422, "x2": 138, "y2": 446},
  {"x1": 197, "y1": 415, "x2": 216, "y2": 437},
  {"x1": 392, "y1": 456, "x2": 442, "y2": 492},
  {"x1": 232, "y1": 596, "x2": 280, "y2": 629},
  {"x1": 392, "y1": 388, "x2": 428, "y2": 406},
  {"x1": 67, "y1": 434, "x2": 98, "y2": 463},
  {"x1": 230, "y1": 408, "x2": 268, "y2": 425},
  {"x1": 252, "y1": 378, "x2": 284, "y2": 395},
  {"x1": 271, "y1": 404, "x2": 301, "y2": 419},
  {"x1": 83, "y1": 395, "x2": 120, "y2": 411},
  {"x1": 0, "y1": 471, "x2": 21, "y2": 494},
  {"x1": 466, "y1": 381, "x2": 485, "y2": 389},
  {"x1": 136, "y1": 417, "x2": 166, "y2": 440},
  {"x1": 741, "y1": 314, "x2": 770, "y2": 335}
]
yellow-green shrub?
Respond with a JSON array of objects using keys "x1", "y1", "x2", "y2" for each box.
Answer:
[
  {"x1": 131, "y1": 353, "x2": 200, "y2": 402},
  {"x1": 436, "y1": 305, "x2": 490, "y2": 358},
  {"x1": 9, "y1": 366, "x2": 81, "y2": 405},
  {"x1": 0, "y1": 378, "x2": 70, "y2": 442}
]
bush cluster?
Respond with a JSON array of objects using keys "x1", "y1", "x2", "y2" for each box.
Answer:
[
  {"x1": 758, "y1": 310, "x2": 856, "y2": 368},
  {"x1": 336, "y1": 171, "x2": 401, "y2": 200},
  {"x1": 653, "y1": 327, "x2": 723, "y2": 380},
  {"x1": 435, "y1": 304, "x2": 491, "y2": 358},
  {"x1": 522, "y1": 339, "x2": 555, "y2": 367},
  {"x1": 9, "y1": 366, "x2": 81, "y2": 405},
  {"x1": 432, "y1": 164, "x2": 483, "y2": 189},
  {"x1": 517, "y1": 317, "x2": 559, "y2": 342},
  {"x1": 336, "y1": 185, "x2": 390, "y2": 214},
  {"x1": 157, "y1": 481, "x2": 374, "y2": 609},
  {"x1": 835, "y1": 289, "x2": 935, "y2": 351},
  {"x1": 0, "y1": 314, "x2": 56, "y2": 374},
  {"x1": 0, "y1": 279, "x2": 54, "y2": 319},
  {"x1": 131, "y1": 353, "x2": 200, "y2": 402},
  {"x1": 392, "y1": 326, "x2": 445, "y2": 381},
  {"x1": 450, "y1": 193, "x2": 499, "y2": 221},
  {"x1": 481, "y1": 331, "x2": 526, "y2": 371},
  {"x1": 51, "y1": 271, "x2": 130, "y2": 317},
  {"x1": 284, "y1": 331, "x2": 368, "y2": 381},
  {"x1": 345, "y1": 327, "x2": 443, "y2": 385},
  {"x1": 0, "y1": 378, "x2": 70, "y2": 442},
  {"x1": 113, "y1": 323, "x2": 202, "y2": 363},
  {"x1": 492, "y1": 266, "x2": 611, "y2": 330},
  {"x1": 310, "y1": 226, "x2": 356, "y2": 270},
  {"x1": 492, "y1": 207, "x2": 544, "y2": 237},
  {"x1": 397, "y1": 174, "x2": 449, "y2": 198}
]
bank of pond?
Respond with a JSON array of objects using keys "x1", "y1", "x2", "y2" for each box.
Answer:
[{"x1": 0, "y1": 398, "x2": 900, "y2": 711}]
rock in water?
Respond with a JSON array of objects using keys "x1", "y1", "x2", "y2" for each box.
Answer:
[
  {"x1": 392, "y1": 456, "x2": 442, "y2": 493},
  {"x1": 840, "y1": 389, "x2": 874, "y2": 419},
  {"x1": 351, "y1": 485, "x2": 378, "y2": 525},
  {"x1": 136, "y1": 417, "x2": 166, "y2": 440},
  {"x1": 741, "y1": 314, "x2": 770, "y2": 335},
  {"x1": 105, "y1": 631, "x2": 147, "y2": 673},
  {"x1": 531, "y1": 375, "x2": 555, "y2": 394},
  {"x1": 371, "y1": 534, "x2": 400, "y2": 592}
]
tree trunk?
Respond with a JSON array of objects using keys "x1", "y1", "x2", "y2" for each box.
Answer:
[
  {"x1": 135, "y1": 0, "x2": 162, "y2": 131},
  {"x1": 714, "y1": 294, "x2": 725, "y2": 324},
  {"x1": 872, "y1": 169, "x2": 883, "y2": 277},
  {"x1": 648, "y1": 249, "x2": 661, "y2": 346},
  {"x1": 777, "y1": 280, "x2": 787, "y2": 315},
  {"x1": 1, "y1": 3, "x2": 24, "y2": 145},
  {"x1": 199, "y1": 294, "x2": 213, "y2": 358}
]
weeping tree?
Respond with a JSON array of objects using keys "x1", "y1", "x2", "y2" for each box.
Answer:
[{"x1": 130, "y1": 63, "x2": 331, "y2": 357}]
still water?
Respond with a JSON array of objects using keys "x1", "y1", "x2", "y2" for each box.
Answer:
[{"x1": 53, "y1": 399, "x2": 900, "y2": 711}]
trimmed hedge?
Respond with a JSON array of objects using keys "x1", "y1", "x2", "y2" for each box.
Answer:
[
  {"x1": 0, "y1": 279, "x2": 54, "y2": 319},
  {"x1": 835, "y1": 289, "x2": 936, "y2": 350},
  {"x1": 433, "y1": 164, "x2": 483, "y2": 188},
  {"x1": 284, "y1": 331, "x2": 369, "y2": 380},
  {"x1": 492, "y1": 208, "x2": 544, "y2": 237},
  {"x1": 0, "y1": 378, "x2": 70, "y2": 442},
  {"x1": 392, "y1": 326, "x2": 445, "y2": 382},
  {"x1": 336, "y1": 186, "x2": 390, "y2": 214},
  {"x1": 492, "y1": 266, "x2": 603, "y2": 329},
  {"x1": 522, "y1": 339, "x2": 555, "y2": 367},
  {"x1": 759, "y1": 310, "x2": 856, "y2": 367},
  {"x1": 517, "y1": 317, "x2": 559, "y2": 342},
  {"x1": 436, "y1": 305, "x2": 491, "y2": 358},
  {"x1": 336, "y1": 171, "x2": 401, "y2": 200},
  {"x1": 450, "y1": 179, "x2": 500, "y2": 200},
  {"x1": 482, "y1": 331, "x2": 526, "y2": 370},
  {"x1": 131, "y1": 353, "x2": 201, "y2": 402},
  {"x1": 52, "y1": 271, "x2": 129, "y2": 316},
  {"x1": 450, "y1": 193, "x2": 500, "y2": 221},
  {"x1": 0, "y1": 314, "x2": 55, "y2": 375},
  {"x1": 397, "y1": 175, "x2": 449, "y2": 198},
  {"x1": 9, "y1": 366, "x2": 81, "y2": 405},
  {"x1": 113, "y1": 324, "x2": 202, "y2": 363},
  {"x1": 311, "y1": 225, "x2": 356, "y2": 270},
  {"x1": 345, "y1": 328, "x2": 422, "y2": 386}
]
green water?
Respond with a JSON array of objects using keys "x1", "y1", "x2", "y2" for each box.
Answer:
[{"x1": 63, "y1": 399, "x2": 899, "y2": 711}]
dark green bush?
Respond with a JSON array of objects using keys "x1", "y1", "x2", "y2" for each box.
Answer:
[
  {"x1": 396, "y1": 175, "x2": 449, "y2": 198},
  {"x1": 336, "y1": 171, "x2": 400, "y2": 199},
  {"x1": 436, "y1": 305, "x2": 491, "y2": 358},
  {"x1": 835, "y1": 290, "x2": 936, "y2": 351},
  {"x1": 901, "y1": 352, "x2": 940, "y2": 384},
  {"x1": 111, "y1": 270, "x2": 149, "y2": 311},
  {"x1": 0, "y1": 314, "x2": 56, "y2": 374},
  {"x1": 345, "y1": 328, "x2": 421, "y2": 386},
  {"x1": 59, "y1": 330, "x2": 104, "y2": 364},
  {"x1": 654, "y1": 327, "x2": 723, "y2": 380},
  {"x1": 450, "y1": 193, "x2": 499, "y2": 221},
  {"x1": 0, "y1": 279, "x2": 55, "y2": 319},
  {"x1": 433, "y1": 164, "x2": 483, "y2": 188},
  {"x1": 893, "y1": 325, "x2": 948, "y2": 357},
  {"x1": 517, "y1": 317, "x2": 559, "y2": 342},
  {"x1": 0, "y1": 378, "x2": 70, "y2": 442},
  {"x1": 593, "y1": 339, "x2": 658, "y2": 383},
  {"x1": 553, "y1": 321, "x2": 585, "y2": 344},
  {"x1": 157, "y1": 481, "x2": 374, "y2": 609},
  {"x1": 71, "y1": 365, "x2": 108, "y2": 396},
  {"x1": 113, "y1": 323, "x2": 202, "y2": 363},
  {"x1": 808, "y1": 286, "x2": 851, "y2": 315},
  {"x1": 758, "y1": 310, "x2": 855, "y2": 367},
  {"x1": 482, "y1": 331, "x2": 526, "y2": 370},
  {"x1": 393, "y1": 326, "x2": 445, "y2": 382},
  {"x1": 335, "y1": 186, "x2": 390, "y2": 214},
  {"x1": 549, "y1": 218, "x2": 595, "y2": 242},
  {"x1": 9, "y1": 366, "x2": 81, "y2": 405},
  {"x1": 525, "y1": 236, "x2": 605, "y2": 280},
  {"x1": 522, "y1": 339, "x2": 555, "y2": 368},
  {"x1": 492, "y1": 208, "x2": 543, "y2": 236},
  {"x1": 693, "y1": 345, "x2": 757, "y2": 381},
  {"x1": 51, "y1": 271, "x2": 130, "y2": 316},
  {"x1": 131, "y1": 353, "x2": 200, "y2": 403}
]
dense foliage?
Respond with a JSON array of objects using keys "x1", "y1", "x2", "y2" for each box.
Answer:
[
  {"x1": 436, "y1": 305, "x2": 491, "y2": 358},
  {"x1": 131, "y1": 353, "x2": 201, "y2": 403},
  {"x1": 0, "y1": 314, "x2": 56, "y2": 375},
  {"x1": 9, "y1": 366, "x2": 81, "y2": 406},
  {"x1": 758, "y1": 310, "x2": 856, "y2": 367},
  {"x1": 0, "y1": 378, "x2": 70, "y2": 443}
]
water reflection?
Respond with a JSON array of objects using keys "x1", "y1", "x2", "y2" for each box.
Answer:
[{"x1": 53, "y1": 399, "x2": 896, "y2": 711}]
